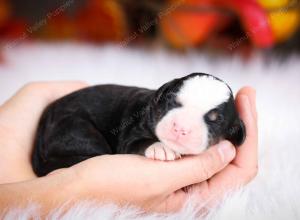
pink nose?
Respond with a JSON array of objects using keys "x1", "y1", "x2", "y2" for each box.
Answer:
[{"x1": 172, "y1": 122, "x2": 191, "y2": 137}]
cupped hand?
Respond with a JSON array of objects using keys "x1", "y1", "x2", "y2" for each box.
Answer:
[
  {"x1": 70, "y1": 87, "x2": 258, "y2": 212},
  {"x1": 0, "y1": 82, "x2": 258, "y2": 214}
]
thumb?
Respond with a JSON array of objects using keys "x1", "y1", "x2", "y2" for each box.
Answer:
[{"x1": 158, "y1": 141, "x2": 236, "y2": 193}]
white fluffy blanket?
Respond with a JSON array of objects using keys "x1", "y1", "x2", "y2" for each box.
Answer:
[{"x1": 1, "y1": 44, "x2": 300, "y2": 219}]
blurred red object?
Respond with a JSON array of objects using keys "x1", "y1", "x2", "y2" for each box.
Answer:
[
  {"x1": 218, "y1": 0, "x2": 274, "y2": 48},
  {"x1": 0, "y1": 0, "x2": 26, "y2": 39}
]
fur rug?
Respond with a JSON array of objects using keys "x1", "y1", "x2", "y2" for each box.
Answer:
[{"x1": 1, "y1": 43, "x2": 300, "y2": 219}]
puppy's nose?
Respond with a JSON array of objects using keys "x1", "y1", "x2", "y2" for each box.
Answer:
[{"x1": 172, "y1": 122, "x2": 191, "y2": 137}]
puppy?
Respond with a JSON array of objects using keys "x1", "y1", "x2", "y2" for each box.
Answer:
[{"x1": 32, "y1": 73, "x2": 246, "y2": 176}]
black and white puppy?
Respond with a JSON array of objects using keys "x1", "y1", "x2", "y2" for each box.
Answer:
[{"x1": 32, "y1": 73, "x2": 246, "y2": 176}]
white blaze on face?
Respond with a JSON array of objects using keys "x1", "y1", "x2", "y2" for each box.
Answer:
[{"x1": 155, "y1": 75, "x2": 231, "y2": 155}]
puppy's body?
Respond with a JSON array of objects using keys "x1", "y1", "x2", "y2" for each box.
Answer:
[
  {"x1": 32, "y1": 73, "x2": 245, "y2": 176},
  {"x1": 33, "y1": 85, "x2": 158, "y2": 176}
]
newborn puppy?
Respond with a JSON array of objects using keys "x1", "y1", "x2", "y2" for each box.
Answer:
[{"x1": 32, "y1": 73, "x2": 246, "y2": 176}]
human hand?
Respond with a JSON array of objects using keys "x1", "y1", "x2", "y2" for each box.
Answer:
[
  {"x1": 68, "y1": 87, "x2": 258, "y2": 212},
  {"x1": 0, "y1": 81, "x2": 88, "y2": 183},
  {"x1": 0, "y1": 83, "x2": 257, "y2": 215}
]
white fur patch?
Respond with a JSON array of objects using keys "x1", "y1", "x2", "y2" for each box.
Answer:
[
  {"x1": 177, "y1": 75, "x2": 230, "y2": 114},
  {"x1": 154, "y1": 75, "x2": 231, "y2": 155},
  {"x1": 155, "y1": 107, "x2": 209, "y2": 155}
]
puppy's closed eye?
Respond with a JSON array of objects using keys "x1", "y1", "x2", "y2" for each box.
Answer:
[{"x1": 206, "y1": 109, "x2": 224, "y2": 123}]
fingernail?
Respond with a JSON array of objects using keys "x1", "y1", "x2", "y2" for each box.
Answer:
[
  {"x1": 241, "y1": 95, "x2": 253, "y2": 119},
  {"x1": 250, "y1": 90, "x2": 257, "y2": 119},
  {"x1": 218, "y1": 141, "x2": 235, "y2": 162},
  {"x1": 243, "y1": 91, "x2": 257, "y2": 119}
]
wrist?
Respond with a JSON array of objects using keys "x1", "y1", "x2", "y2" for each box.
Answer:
[
  {"x1": 0, "y1": 168, "x2": 84, "y2": 215},
  {"x1": 45, "y1": 168, "x2": 84, "y2": 204}
]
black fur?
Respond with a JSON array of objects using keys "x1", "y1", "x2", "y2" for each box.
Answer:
[{"x1": 32, "y1": 73, "x2": 245, "y2": 176}]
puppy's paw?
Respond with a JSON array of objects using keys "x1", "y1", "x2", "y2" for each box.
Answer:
[{"x1": 145, "y1": 142, "x2": 181, "y2": 161}]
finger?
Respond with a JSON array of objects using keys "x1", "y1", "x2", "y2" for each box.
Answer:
[
  {"x1": 233, "y1": 87, "x2": 258, "y2": 169},
  {"x1": 0, "y1": 81, "x2": 88, "y2": 118},
  {"x1": 153, "y1": 141, "x2": 236, "y2": 194},
  {"x1": 11, "y1": 81, "x2": 88, "y2": 107},
  {"x1": 0, "y1": 81, "x2": 88, "y2": 124},
  {"x1": 202, "y1": 87, "x2": 259, "y2": 198},
  {"x1": 153, "y1": 188, "x2": 189, "y2": 213},
  {"x1": 33, "y1": 81, "x2": 89, "y2": 104},
  {"x1": 153, "y1": 88, "x2": 258, "y2": 210},
  {"x1": 198, "y1": 164, "x2": 251, "y2": 208},
  {"x1": 236, "y1": 86, "x2": 257, "y2": 120}
]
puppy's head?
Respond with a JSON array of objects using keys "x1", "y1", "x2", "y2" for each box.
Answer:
[{"x1": 151, "y1": 73, "x2": 246, "y2": 155}]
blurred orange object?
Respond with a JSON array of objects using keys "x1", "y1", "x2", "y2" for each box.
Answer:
[
  {"x1": 160, "y1": 0, "x2": 222, "y2": 48},
  {"x1": 258, "y1": 0, "x2": 289, "y2": 9},
  {"x1": 269, "y1": 9, "x2": 299, "y2": 43},
  {"x1": 42, "y1": 14, "x2": 78, "y2": 40},
  {"x1": 41, "y1": 0, "x2": 127, "y2": 42},
  {"x1": 75, "y1": 0, "x2": 127, "y2": 42},
  {"x1": 258, "y1": 0, "x2": 300, "y2": 43},
  {"x1": 0, "y1": 0, "x2": 10, "y2": 28}
]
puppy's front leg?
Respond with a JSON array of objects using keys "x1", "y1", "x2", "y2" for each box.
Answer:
[{"x1": 145, "y1": 142, "x2": 181, "y2": 161}]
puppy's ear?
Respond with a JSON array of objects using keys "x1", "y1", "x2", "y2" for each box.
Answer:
[
  {"x1": 154, "y1": 79, "x2": 179, "y2": 104},
  {"x1": 226, "y1": 118, "x2": 246, "y2": 146}
]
